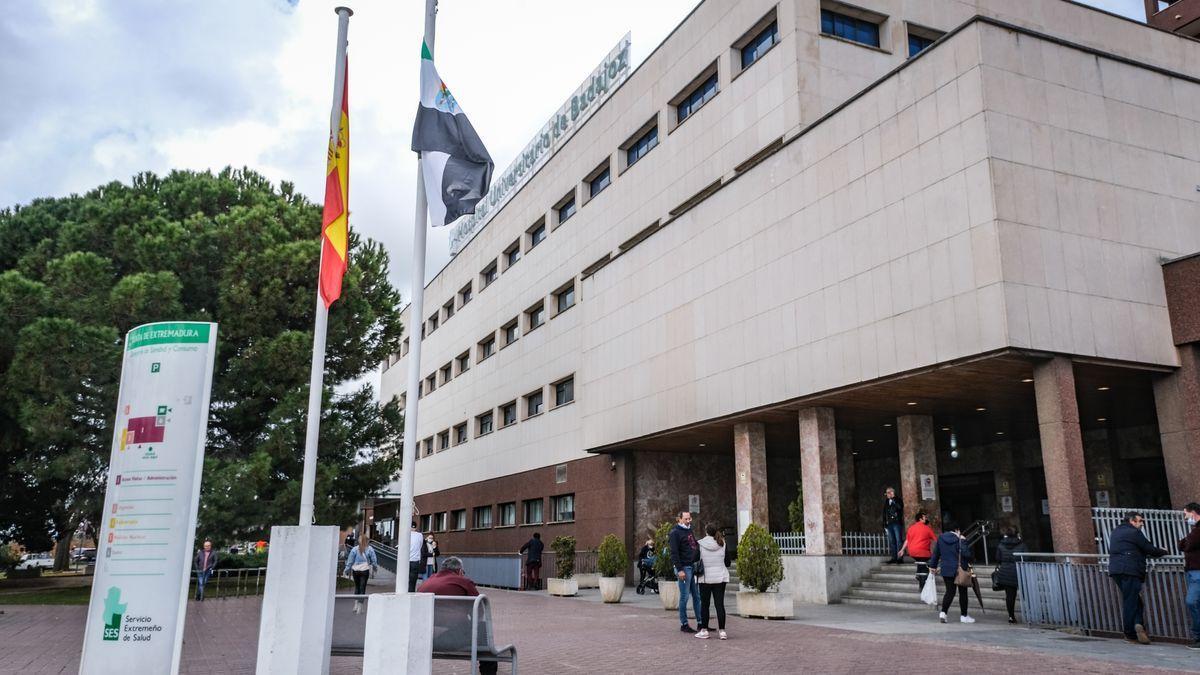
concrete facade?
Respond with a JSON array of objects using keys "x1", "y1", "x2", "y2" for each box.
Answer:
[{"x1": 378, "y1": 0, "x2": 1200, "y2": 567}]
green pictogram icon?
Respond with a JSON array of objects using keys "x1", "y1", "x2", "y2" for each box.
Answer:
[
  {"x1": 101, "y1": 586, "x2": 125, "y2": 641},
  {"x1": 151, "y1": 362, "x2": 161, "y2": 373}
]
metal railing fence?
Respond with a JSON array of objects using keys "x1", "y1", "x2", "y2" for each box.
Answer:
[
  {"x1": 539, "y1": 550, "x2": 598, "y2": 578},
  {"x1": 770, "y1": 532, "x2": 889, "y2": 555},
  {"x1": 1016, "y1": 553, "x2": 1191, "y2": 640},
  {"x1": 369, "y1": 539, "x2": 399, "y2": 573},
  {"x1": 194, "y1": 566, "x2": 267, "y2": 599},
  {"x1": 1092, "y1": 508, "x2": 1187, "y2": 561}
]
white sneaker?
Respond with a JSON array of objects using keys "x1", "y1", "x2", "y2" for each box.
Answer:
[
  {"x1": 939, "y1": 612, "x2": 947, "y2": 623},
  {"x1": 718, "y1": 630, "x2": 728, "y2": 640},
  {"x1": 694, "y1": 629, "x2": 710, "y2": 639},
  {"x1": 960, "y1": 615, "x2": 976, "y2": 624}
]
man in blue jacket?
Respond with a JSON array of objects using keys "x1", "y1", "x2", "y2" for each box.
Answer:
[
  {"x1": 668, "y1": 510, "x2": 702, "y2": 633},
  {"x1": 1109, "y1": 511, "x2": 1168, "y2": 644}
]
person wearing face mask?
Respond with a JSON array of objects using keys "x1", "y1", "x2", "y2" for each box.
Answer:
[
  {"x1": 1180, "y1": 502, "x2": 1200, "y2": 651},
  {"x1": 1108, "y1": 511, "x2": 1168, "y2": 645},
  {"x1": 668, "y1": 510, "x2": 702, "y2": 634},
  {"x1": 423, "y1": 534, "x2": 440, "y2": 579}
]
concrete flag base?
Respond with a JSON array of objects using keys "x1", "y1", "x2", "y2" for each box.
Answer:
[
  {"x1": 363, "y1": 592, "x2": 434, "y2": 675},
  {"x1": 254, "y1": 525, "x2": 339, "y2": 675}
]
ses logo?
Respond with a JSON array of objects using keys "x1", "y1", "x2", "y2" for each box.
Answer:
[{"x1": 101, "y1": 586, "x2": 126, "y2": 641}]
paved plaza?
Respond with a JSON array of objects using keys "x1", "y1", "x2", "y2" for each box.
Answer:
[{"x1": 2, "y1": 586, "x2": 1198, "y2": 674}]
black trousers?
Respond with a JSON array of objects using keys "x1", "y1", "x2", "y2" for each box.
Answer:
[
  {"x1": 1004, "y1": 586, "x2": 1017, "y2": 620},
  {"x1": 1112, "y1": 574, "x2": 1145, "y2": 638},
  {"x1": 408, "y1": 561, "x2": 422, "y2": 592},
  {"x1": 699, "y1": 582, "x2": 727, "y2": 629},
  {"x1": 941, "y1": 577, "x2": 969, "y2": 615},
  {"x1": 913, "y1": 556, "x2": 930, "y2": 590},
  {"x1": 352, "y1": 570, "x2": 370, "y2": 595}
]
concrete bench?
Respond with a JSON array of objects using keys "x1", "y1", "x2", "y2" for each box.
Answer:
[{"x1": 330, "y1": 593, "x2": 517, "y2": 673}]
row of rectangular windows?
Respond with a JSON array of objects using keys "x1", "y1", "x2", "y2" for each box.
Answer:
[
  {"x1": 413, "y1": 279, "x2": 576, "y2": 400},
  {"x1": 419, "y1": 493, "x2": 575, "y2": 533},
  {"x1": 416, "y1": 375, "x2": 574, "y2": 458},
  {"x1": 390, "y1": 5, "x2": 944, "y2": 370},
  {"x1": 819, "y1": 4, "x2": 944, "y2": 58},
  {"x1": 394, "y1": 11, "x2": 789, "y2": 361}
]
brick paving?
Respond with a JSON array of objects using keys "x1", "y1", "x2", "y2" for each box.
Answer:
[{"x1": 1, "y1": 589, "x2": 1196, "y2": 674}]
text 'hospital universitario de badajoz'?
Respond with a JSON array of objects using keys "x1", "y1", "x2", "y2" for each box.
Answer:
[{"x1": 375, "y1": 0, "x2": 1200, "y2": 593}]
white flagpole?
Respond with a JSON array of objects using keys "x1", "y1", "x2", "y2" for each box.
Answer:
[
  {"x1": 395, "y1": 0, "x2": 438, "y2": 593},
  {"x1": 299, "y1": 6, "x2": 352, "y2": 527}
]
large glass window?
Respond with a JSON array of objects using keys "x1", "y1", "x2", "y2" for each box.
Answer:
[
  {"x1": 420, "y1": 514, "x2": 432, "y2": 532},
  {"x1": 740, "y1": 21, "x2": 779, "y2": 69},
  {"x1": 527, "y1": 302, "x2": 545, "y2": 331},
  {"x1": 677, "y1": 72, "x2": 718, "y2": 124},
  {"x1": 481, "y1": 261, "x2": 498, "y2": 287},
  {"x1": 551, "y1": 494, "x2": 575, "y2": 522},
  {"x1": 555, "y1": 377, "x2": 574, "y2": 407},
  {"x1": 529, "y1": 223, "x2": 546, "y2": 248},
  {"x1": 908, "y1": 32, "x2": 935, "y2": 57},
  {"x1": 503, "y1": 319, "x2": 519, "y2": 346},
  {"x1": 525, "y1": 390, "x2": 544, "y2": 417},
  {"x1": 557, "y1": 197, "x2": 576, "y2": 224},
  {"x1": 556, "y1": 285, "x2": 575, "y2": 313},
  {"x1": 820, "y1": 9, "x2": 880, "y2": 48},
  {"x1": 626, "y1": 126, "x2": 659, "y2": 168},
  {"x1": 477, "y1": 411, "x2": 493, "y2": 436},
  {"x1": 454, "y1": 423, "x2": 468, "y2": 445},
  {"x1": 479, "y1": 335, "x2": 496, "y2": 361},
  {"x1": 589, "y1": 167, "x2": 611, "y2": 198},
  {"x1": 523, "y1": 499, "x2": 543, "y2": 525},
  {"x1": 498, "y1": 502, "x2": 516, "y2": 527},
  {"x1": 437, "y1": 430, "x2": 450, "y2": 451},
  {"x1": 433, "y1": 512, "x2": 447, "y2": 532},
  {"x1": 473, "y1": 506, "x2": 492, "y2": 529},
  {"x1": 451, "y1": 509, "x2": 466, "y2": 530},
  {"x1": 501, "y1": 401, "x2": 517, "y2": 427}
]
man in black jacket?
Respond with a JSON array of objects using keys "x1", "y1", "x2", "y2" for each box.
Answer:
[
  {"x1": 1109, "y1": 511, "x2": 1168, "y2": 644},
  {"x1": 1181, "y1": 503, "x2": 1200, "y2": 650},
  {"x1": 882, "y1": 487, "x2": 905, "y2": 564},
  {"x1": 519, "y1": 532, "x2": 544, "y2": 591},
  {"x1": 668, "y1": 510, "x2": 702, "y2": 633}
]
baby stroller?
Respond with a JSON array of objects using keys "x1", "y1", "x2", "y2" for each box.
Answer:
[{"x1": 635, "y1": 554, "x2": 659, "y2": 595}]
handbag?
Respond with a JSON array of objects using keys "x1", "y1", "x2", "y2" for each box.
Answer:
[
  {"x1": 692, "y1": 555, "x2": 705, "y2": 580},
  {"x1": 990, "y1": 569, "x2": 1002, "y2": 592},
  {"x1": 953, "y1": 540, "x2": 973, "y2": 587}
]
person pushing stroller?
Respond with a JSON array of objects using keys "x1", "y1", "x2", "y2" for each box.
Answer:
[{"x1": 636, "y1": 538, "x2": 659, "y2": 594}]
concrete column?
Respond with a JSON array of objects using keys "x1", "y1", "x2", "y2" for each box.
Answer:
[
  {"x1": 836, "y1": 430, "x2": 860, "y2": 532},
  {"x1": 799, "y1": 407, "x2": 841, "y2": 555},
  {"x1": 1152, "y1": 344, "x2": 1200, "y2": 508},
  {"x1": 897, "y1": 415, "x2": 940, "y2": 530},
  {"x1": 733, "y1": 422, "x2": 769, "y2": 536},
  {"x1": 1033, "y1": 357, "x2": 1096, "y2": 554}
]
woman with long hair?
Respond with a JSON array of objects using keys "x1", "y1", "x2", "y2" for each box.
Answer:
[
  {"x1": 343, "y1": 534, "x2": 377, "y2": 613},
  {"x1": 695, "y1": 523, "x2": 731, "y2": 640}
]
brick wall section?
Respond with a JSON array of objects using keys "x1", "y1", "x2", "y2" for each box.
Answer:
[{"x1": 403, "y1": 453, "x2": 626, "y2": 555}]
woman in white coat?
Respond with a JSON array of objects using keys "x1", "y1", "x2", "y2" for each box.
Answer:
[{"x1": 695, "y1": 523, "x2": 731, "y2": 640}]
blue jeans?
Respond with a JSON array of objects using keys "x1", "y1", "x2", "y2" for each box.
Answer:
[
  {"x1": 1187, "y1": 570, "x2": 1200, "y2": 642},
  {"x1": 676, "y1": 565, "x2": 701, "y2": 626},
  {"x1": 196, "y1": 569, "x2": 211, "y2": 600},
  {"x1": 885, "y1": 522, "x2": 904, "y2": 560}
]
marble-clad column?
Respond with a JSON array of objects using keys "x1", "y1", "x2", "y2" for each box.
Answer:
[
  {"x1": 1152, "y1": 345, "x2": 1200, "y2": 508},
  {"x1": 734, "y1": 422, "x2": 769, "y2": 536},
  {"x1": 897, "y1": 415, "x2": 940, "y2": 530},
  {"x1": 800, "y1": 407, "x2": 841, "y2": 555},
  {"x1": 1034, "y1": 357, "x2": 1096, "y2": 553}
]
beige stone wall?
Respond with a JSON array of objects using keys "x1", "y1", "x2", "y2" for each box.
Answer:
[{"x1": 380, "y1": 1, "x2": 1200, "y2": 496}]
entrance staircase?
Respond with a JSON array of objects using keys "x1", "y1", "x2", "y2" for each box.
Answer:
[{"x1": 841, "y1": 563, "x2": 1017, "y2": 614}]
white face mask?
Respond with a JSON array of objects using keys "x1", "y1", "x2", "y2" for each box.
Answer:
[{"x1": 1188, "y1": 516, "x2": 1198, "y2": 526}]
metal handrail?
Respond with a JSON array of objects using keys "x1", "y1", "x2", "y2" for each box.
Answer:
[
  {"x1": 962, "y1": 520, "x2": 996, "y2": 565},
  {"x1": 196, "y1": 566, "x2": 268, "y2": 599}
]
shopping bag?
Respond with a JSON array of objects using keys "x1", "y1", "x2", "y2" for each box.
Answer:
[{"x1": 920, "y1": 571, "x2": 937, "y2": 605}]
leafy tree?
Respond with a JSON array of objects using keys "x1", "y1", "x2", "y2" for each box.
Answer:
[
  {"x1": 0, "y1": 168, "x2": 405, "y2": 567},
  {"x1": 596, "y1": 534, "x2": 628, "y2": 578},
  {"x1": 736, "y1": 523, "x2": 784, "y2": 593}
]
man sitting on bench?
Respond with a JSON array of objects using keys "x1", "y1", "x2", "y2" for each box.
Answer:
[{"x1": 418, "y1": 556, "x2": 497, "y2": 675}]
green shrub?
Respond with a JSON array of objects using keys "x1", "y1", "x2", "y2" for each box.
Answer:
[
  {"x1": 218, "y1": 551, "x2": 268, "y2": 569},
  {"x1": 597, "y1": 534, "x2": 628, "y2": 577},
  {"x1": 652, "y1": 521, "x2": 674, "y2": 579},
  {"x1": 736, "y1": 523, "x2": 784, "y2": 592},
  {"x1": 550, "y1": 536, "x2": 575, "y2": 579}
]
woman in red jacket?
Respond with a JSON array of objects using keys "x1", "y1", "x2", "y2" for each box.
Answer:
[{"x1": 898, "y1": 510, "x2": 937, "y2": 589}]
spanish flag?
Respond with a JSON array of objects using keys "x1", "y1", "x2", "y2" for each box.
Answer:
[{"x1": 320, "y1": 59, "x2": 349, "y2": 307}]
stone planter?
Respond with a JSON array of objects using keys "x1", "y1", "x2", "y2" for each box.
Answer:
[
  {"x1": 659, "y1": 578, "x2": 679, "y2": 610},
  {"x1": 547, "y1": 577, "x2": 578, "y2": 597},
  {"x1": 736, "y1": 590, "x2": 794, "y2": 619},
  {"x1": 599, "y1": 576, "x2": 625, "y2": 603},
  {"x1": 574, "y1": 572, "x2": 599, "y2": 589}
]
